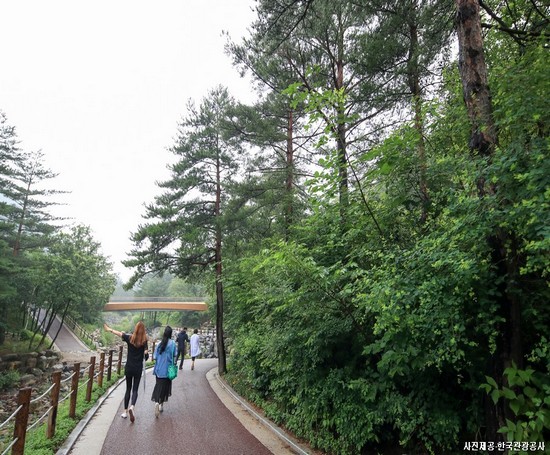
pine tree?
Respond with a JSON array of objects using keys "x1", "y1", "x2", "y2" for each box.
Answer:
[
  {"x1": 7, "y1": 150, "x2": 63, "y2": 256},
  {"x1": 0, "y1": 111, "x2": 22, "y2": 243},
  {"x1": 125, "y1": 86, "x2": 242, "y2": 373}
]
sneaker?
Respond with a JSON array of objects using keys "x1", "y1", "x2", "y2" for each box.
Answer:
[
  {"x1": 155, "y1": 403, "x2": 160, "y2": 418},
  {"x1": 128, "y1": 406, "x2": 135, "y2": 423},
  {"x1": 159, "y1": 403, "x2": 163, "y2": 413},
  {"x1": 120, "y1": 412, "x2": 127, "y2": 419}
]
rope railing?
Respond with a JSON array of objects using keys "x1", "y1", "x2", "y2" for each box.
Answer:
[
  {"x1": 57, "y1": 393, "x2": 71, "y2": 405},
  {"x1": 61, "y1": 371, "x2": 76, "y2": 384},
  {"x1": 0, "y1": 406, "x2": 23, "y2": 431},
  {"x1": 29, "y1": 383, "x2": 56, "y2": 404},
  {"x1": 0, "y1": 347, "x2": 126, "y2": 455},
  {"x1": 1, "y1": 437, "x2": 19, "y2": 455},
  {"x1": 26, "y1": 406, "x2": 52, "y2": 433}
]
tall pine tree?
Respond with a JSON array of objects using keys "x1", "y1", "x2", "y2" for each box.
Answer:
[{"x1": 125, "y1": 86, "x2": 242, "y2": 373}]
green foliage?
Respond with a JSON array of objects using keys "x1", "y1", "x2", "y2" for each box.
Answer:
[
  {"x1": 482, "y1": 361, "x2": 550, "y2": 443},
  {"x1": 124, "y1": 86, "x2": 241, "y2": 286},
  {"x1": 0, "y1": 110, "x2": 116, "y2": 347},
  {"x1": 0, "y1": 370, "x2": 20, "y2": 391},
  {"x1": 489, "y1": 43, "x2": 550, "y2": 281},
  {"x1": 226, "y1": 211, "x2": 492, "y2": 453},
  {"x1": 19, "y1": 328, "x2": 34, "y2": 340},
  {"x1": 223, "y1": 9, "x2": 549, "y2": 453},
  {"x1": 21, "y1": 225, "x2": 116, "y2": 350}
]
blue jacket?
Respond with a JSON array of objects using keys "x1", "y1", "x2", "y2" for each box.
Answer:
[{"x1": 153, "y1": 339, "x2": 176, "y2": 378}]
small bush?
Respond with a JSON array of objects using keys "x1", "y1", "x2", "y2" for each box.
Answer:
[
  {"x1": 19, "y1": 329, "x2": 34, "y2": 341},
  {"x1": 0, "y1": 370, "x2": 20, "y2": 391}
]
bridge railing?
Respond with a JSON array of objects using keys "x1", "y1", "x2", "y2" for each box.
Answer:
[{"x1": 108, "y1": 296, "x2": 206, "y2": 302}]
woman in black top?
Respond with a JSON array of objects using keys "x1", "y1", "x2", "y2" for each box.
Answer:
[{"x1": 104, "y1": 321, "x2": 148, "y2": 423}]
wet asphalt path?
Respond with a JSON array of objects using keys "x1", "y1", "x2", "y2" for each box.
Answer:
[{"x1": 99, "y1": 358, "x2": 272, "y2": 455}]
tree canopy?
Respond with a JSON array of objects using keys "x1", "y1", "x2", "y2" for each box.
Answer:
[
  {"x1": 129, "y1": 0, "x2": 550, "y2": 451},
  {"x1": 0, "y1": 110, "x2": 116, "y2": 346}
]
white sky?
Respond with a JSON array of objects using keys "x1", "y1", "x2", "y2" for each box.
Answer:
[{"x1": 0, "y1": 1, "x2": 257, "y2": 280}]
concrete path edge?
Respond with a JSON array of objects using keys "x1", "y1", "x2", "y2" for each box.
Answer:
[
  {"x1": 207, "y1": 368, "x2": 312, "y2": 455},
  {"x1": 56, "y1": 374, "x2": 127, "y2": 455}
]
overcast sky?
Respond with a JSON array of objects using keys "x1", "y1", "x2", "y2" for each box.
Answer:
[{"x1": 0, "y1": 1, "x2": 256, "y2": 280}]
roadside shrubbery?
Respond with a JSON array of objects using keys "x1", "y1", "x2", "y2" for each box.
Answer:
[{"x1": 0, "y1": 370, "x2": 20, "y2": 392}]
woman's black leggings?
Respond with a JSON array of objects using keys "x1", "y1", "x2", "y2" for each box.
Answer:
[{"x1": 124, "y1": 371, "x2": 142, "y2": 409}]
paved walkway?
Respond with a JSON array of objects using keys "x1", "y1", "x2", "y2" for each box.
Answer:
[
  {"x1": 37, "y1": 310, "x2": 90, "y2": 353},
  {"x1": 62, "y1": 359, "x2": 309, "y2": 455}
]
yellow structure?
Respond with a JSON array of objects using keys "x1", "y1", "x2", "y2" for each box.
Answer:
[{"x1": 103, "y1": 301, "x2": 207, "y2": 312}]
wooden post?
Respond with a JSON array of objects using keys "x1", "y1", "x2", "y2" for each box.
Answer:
[
  {"x1": 46, "y1": 371, "x2": 61, "y2": 439},
  {"x1": 69, "y1": 363, "x2": 80, "y2": 418},
  {"x1": 98, "y1": 352, "x2": 105, "y2": 388},
  {"x1": 117, "y1": 345, "x2": 123, "y2": 375},
  {"x1": 86, "y1": 356, "x2": 96, "y2": 402},
  {"x1": 107, "y1": 350, "x2": 113, "y2": 381},
  {"x1": 12, "y1": 387, "x2": 31, "y2": 455}
]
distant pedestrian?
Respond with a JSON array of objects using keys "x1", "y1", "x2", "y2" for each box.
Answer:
[
  {"x1": 151, "y1": 325, "x2": 177, "y2": 417},
  {"x1": 103, "y1": 321, "x2": 148, "y2": 423},
  {"x1": 190, "y1": 328, "x2": 200, "y2": 371},
  {"x1": 176, "y1": 326, "x2": 189, "y2": 370}
]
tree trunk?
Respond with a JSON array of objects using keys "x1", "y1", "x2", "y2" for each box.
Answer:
[
  {"x1": 32, "y1": 306, "x2": 55, "y2": 351},
  {"x1": 335, "y1": 54, "x2": 348, "y2": 211},
  {"x1": 49, "y1": 300, "x2": 70, "y2": 349},
  {"x1": 215, "y1": 145, "x2": 227, "y2": 374},
  {"x1": 0, "y1": 301, "x2": 6, "y2": 345},
  {"x1": 455, "y1": 0, "x2": 522, "y2": 442},
  {"x1": 407, "y1": 3, "x2": 430, "y2": 224},
  {"x1": 456, "y1": 0, "x2": 497, "y2": 161},
  {"x1": 285, "y1": 109, "x2": 294, "y2": 240},
  {"x1": 215, "y1": 267, "x2": 226, "y2": 373}
]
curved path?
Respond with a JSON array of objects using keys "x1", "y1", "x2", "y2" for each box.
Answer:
[
  {"x1": 37, "y1": 310, "x2": 90, "y2": 353},
  {"x1": 65, "y1": 359, "x2": 305, "y2": 455},
  {"x1": 34, "y1": 313, "x2": 308, "y2": 454}
]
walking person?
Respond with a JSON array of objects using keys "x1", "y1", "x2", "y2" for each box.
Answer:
[
  {"x1": 151, "y1": 325, "x2": 177, "y2": 417},
  {"x1": 176, "y1": 326, "x2": 189, "y2": 370},
  {"x1": 103, "y1": 321, "x2": 149, "y2": 423},
  {"x1": 189, "y1": 328, "x2": 200, "y2": 371}
]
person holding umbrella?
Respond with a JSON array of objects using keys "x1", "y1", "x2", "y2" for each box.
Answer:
[{"x1": 104, "y1": 321, "x2": 149, "y2": 423}]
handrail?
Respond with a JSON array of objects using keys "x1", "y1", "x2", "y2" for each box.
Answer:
[
  {"x1": 61, "y1": 371, "x2": 76, "y2": 383},
  {"x1": 108, "y1": 296, "x2": 205, "y2": 302},
  {"x1": 26, "y1": 406, "x2": 53, "y2": 432},
  {"x1": 0, "y1": 405, "x2": 23, "y2": 431},
  {"x1": 1, "y1": 437, "x2": 19, "y2": 455},
  {"x1": 30, "y1": 383, "x2": 56, "y2": 404},
  {"x1": 58, "y1": 392, "x2": 71, "y2": 405}
]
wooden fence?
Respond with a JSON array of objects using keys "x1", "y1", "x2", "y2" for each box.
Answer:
[{"x1": 0, "y1": 345, "x2": 128, "y2": 455}]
